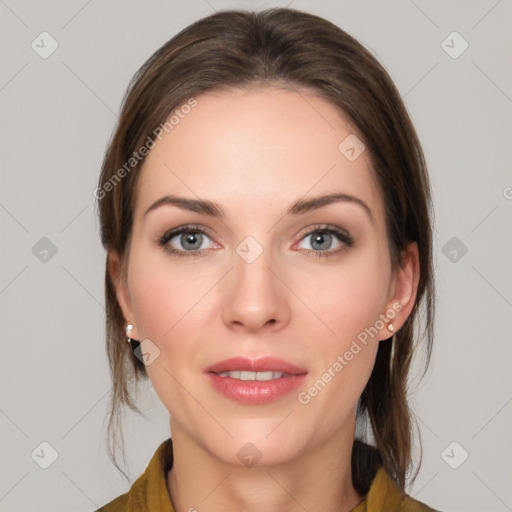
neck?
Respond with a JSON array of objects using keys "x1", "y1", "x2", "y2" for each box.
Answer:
[{"x1": 166, "y1": 422, "x2": 364, "y2": 512}]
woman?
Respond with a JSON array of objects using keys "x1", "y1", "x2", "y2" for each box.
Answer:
[{"x1": 95, "y1": 7, "x2": 438, "y2": 512}]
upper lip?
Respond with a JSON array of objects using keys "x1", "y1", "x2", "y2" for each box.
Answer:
[{"x1": 205, "y1": 357, "x2": 307, "y2": 375}]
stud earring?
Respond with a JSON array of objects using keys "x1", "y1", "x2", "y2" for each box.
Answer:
[{"x1": 387, "y1": 322, "x2": 395, "y2": 333}]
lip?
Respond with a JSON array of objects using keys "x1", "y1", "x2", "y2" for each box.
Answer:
[
  {"x1": 205, "y1": 357, "x2": 307, "y2": 375},
  {"x1": 205, "y1": 357, "x2": 307, "y2": 405}
]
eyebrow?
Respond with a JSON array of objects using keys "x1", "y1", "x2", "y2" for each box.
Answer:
[{"x1": 144, "y1": 192, "x2": 373, "y2": 222}]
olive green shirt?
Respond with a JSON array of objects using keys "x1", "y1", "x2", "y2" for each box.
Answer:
[{"x1": 96, "y1": 438, "x2": 439, "y2": 512}]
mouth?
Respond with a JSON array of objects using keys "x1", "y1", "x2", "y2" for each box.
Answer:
[{"x1": 205, "y1": 357, "x2": 307, "y2": 404}]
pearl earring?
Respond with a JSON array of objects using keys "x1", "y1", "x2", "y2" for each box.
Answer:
[
  {"x1": 126, "y1": 324, "x2": 134, "y2": 343},
  {"x1": 387, "y1": 323, "x2": 395, "y2": 333}
]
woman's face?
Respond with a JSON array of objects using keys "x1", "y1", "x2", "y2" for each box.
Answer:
[{"x1": 110, "y1": 86, "x2": 418, "y2": 467}]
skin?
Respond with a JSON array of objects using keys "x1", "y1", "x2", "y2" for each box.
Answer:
[{"x1": 109, "y1": 86, "x2": 420, "y2": 512}]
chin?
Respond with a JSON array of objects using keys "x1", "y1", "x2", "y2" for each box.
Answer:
[{"x1": 197, "y1": 422, "x2": 310, "y2": 469}]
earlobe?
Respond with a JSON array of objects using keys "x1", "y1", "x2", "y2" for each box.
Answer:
[{"x1": 380, "y1": 242, "x2": 420, "y2": 340}]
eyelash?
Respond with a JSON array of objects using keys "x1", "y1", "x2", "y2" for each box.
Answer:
[{"x1": 157, "y1": 224, "x2": 353, "y2": 259}]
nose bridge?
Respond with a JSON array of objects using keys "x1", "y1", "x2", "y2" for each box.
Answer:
[{"x1": 221, "y1": 235, "x2": 290, "y2": 333}]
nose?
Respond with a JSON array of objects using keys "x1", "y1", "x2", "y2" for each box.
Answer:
[{"x1": 221, "y1": 248, "x2": 291, "y2": 334}]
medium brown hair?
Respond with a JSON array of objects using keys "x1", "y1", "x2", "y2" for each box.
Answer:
[{"x1": 96, "y1": 7, "x2": 435, "y2": 493}]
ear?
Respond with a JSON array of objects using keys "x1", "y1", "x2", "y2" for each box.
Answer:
[
  {"x1": 379, "y1": 241, "x2": 420, "y2": 341},
  {"x1": 107, "y1": 249, "x2": 140, "y2": 340}
]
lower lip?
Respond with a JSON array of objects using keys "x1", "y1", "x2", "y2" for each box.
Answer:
[{"x1": 206, "y1": 372, "x2": 307, "y2": 405}]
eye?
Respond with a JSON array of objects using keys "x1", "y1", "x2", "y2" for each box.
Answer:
[
  {"x1": 158, "y1": 224, "x2": 353, "y2": 259},
  {"x1": 158, "y1": 225, "x2": 218, "y2": 257},
  {"x1": 295, "y1": 225, "x2": 353, "y2": 257}
]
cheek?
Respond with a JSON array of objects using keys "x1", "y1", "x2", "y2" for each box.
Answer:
[
  {"x1": 291, "y1": 249, "x2": 390, "y2": 411},
  {"x1": 128, "y1": 247, "x2": 212, "y2": 340},
  {"x1": 126, "y1": 251, "x2": 203, "y2": 413},
  {"x1": 126, "y1": 245, "x2": 221, "y2": 395},
  {"x1": 295, "y1": 249, "x2": 391, "y2": 346}
]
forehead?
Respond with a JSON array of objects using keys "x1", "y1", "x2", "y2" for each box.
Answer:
[{"x1": 134, "y1": 86, "x2": 384, "y2": 223}]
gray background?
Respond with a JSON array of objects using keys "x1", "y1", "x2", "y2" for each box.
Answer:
[{"x1": 0, "y1": 0, "x2": 511, "y2": 511}]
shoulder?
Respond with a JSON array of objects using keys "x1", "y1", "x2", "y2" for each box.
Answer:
[
  {"x1": 94, "y1": 471, "x2": 150, "y2": 512},
  {"x1": 352, "y1": 466, "x2": 442, "y2": 512},
  {"x1": 94, "y1": 438, "x2": 175, "y2": 512},
  {"x1": 95, "y1": 492, "x2": 128, "y2": 512},
  {"x1": 400, "y1": 493, "x2": 440, "y2": 512},
  {"x1": 351, "y1": 442, "x2": 442, "y2": 512}
]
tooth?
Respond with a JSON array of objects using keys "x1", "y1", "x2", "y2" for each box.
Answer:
[
  {"x1": 215, "y1": 370, "x2": 286, "y2": 380},
  {"x1": 256, "y1": 371, "x2": 274, "y2": 381}
]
